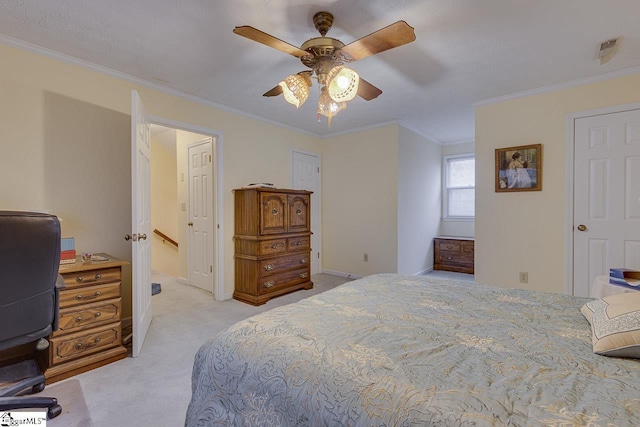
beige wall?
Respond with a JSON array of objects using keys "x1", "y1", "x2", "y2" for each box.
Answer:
[
  {"x1": 475, "y1": 72, "x2": 640, "y2": 293},
  {"x1": 321, "y1": 125, "x2": 399, "y2": 276},
  {"x1": 0, "y1": 42, "x2": 320, "y2": 303},
  {"x1": 440, "y1": 141, "x2": 475, "y2": 238},
  {"x1": 151, "y1": 139, "x2": 179, "y2": 277},
  {"x1": 397, "y1": 126, "x2": 441, "y2": 274}
]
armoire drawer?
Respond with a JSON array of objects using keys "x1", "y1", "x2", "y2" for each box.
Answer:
[
  {"x1": 259, "y1": 268, "x2": 311, "y2": 295},
  {"x1": 288, "y1": 236, "x2": 310, "y2": 251},
  {"x1": 259, "y1": 252, "x2": 310, "y2": 275},
  {"x1": 259, "y1": 239, "x2": 287, "y2": 255}
]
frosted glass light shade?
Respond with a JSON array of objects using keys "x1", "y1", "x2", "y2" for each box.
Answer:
[
  {"x1": 326, "y1": 66, "x2": 359, "y2": 102},
  {"x1": 317, "y1": 86, "x2": 346, "y2": 126},
  {"x1": 279, "y1": 73, "x2": 311, "y2": 108}
]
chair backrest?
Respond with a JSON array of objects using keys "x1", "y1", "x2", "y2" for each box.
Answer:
[{"x1": 0, "y1": 211, "x2": 61, "y2": 346}]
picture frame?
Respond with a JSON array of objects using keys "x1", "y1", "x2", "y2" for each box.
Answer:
[{"x1": 495, "y1": 144, "x2": 542, "y2": 192}]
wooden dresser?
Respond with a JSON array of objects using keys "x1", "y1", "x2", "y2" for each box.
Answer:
[
  {"x1": 434, "y1": 237, "x2": 475, "y2": 274},
  {"x1": 233, "y1": 188, "x2": 313, "y2": 305},
  {"x1": 45, "y1": 254, "x2": 128, "y2": 383}
]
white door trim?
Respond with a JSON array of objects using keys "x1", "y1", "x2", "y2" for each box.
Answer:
[
  {"x1": 565, "y1": 101, "x2": 640, "y2": 295},
  {"x1": 149, "y1": 115, "x2": 225, "y2": 301},
  {"x1": 291, "y1": 148, "x2": 322, "y2": 274}
]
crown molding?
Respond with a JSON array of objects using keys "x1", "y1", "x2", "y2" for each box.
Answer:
[
  {"x1": 0, "y1": 34, "x2": 321, "y2": 139},
  {"x1": 474, "y1": 65, "x2": 640, "y2": 107}
]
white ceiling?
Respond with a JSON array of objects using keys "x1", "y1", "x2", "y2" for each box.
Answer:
[{"x1": 1, "y1": 0, "x2": 639, "y2": 144}]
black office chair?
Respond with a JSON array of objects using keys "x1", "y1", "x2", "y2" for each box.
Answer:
[{"x1": 0, "y1": 211, "x2": 63, "y2": 419}]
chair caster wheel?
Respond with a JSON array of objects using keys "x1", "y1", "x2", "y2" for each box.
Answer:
[
  {"x1": 48, "y1": 404, "x2": 62, "y2": 419},
  {"x1": 32, "y1": 382, "x2": 45, "y2": 393}
]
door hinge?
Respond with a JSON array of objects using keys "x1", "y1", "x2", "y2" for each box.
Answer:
[
  {"x1": 317, "y1": 167, "x2": 320, "y2": 173},
  {"x1": 209, "y1": 154, "x2": 212, "y2": 163},
  {"x1": 317, "y1": 252, "x2": 320, "y2": 259},
  {"x1": 210, "y1": 265, "x2": 213, "y2": 273}
]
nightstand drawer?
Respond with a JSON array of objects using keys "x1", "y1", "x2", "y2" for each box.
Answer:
[
  {"x1": 50, "y1": 322, "x2": 121, "y2": 364},
  {"x1": 59, "y1": 282, "x2": 121, "y2": 308},
  {"x1": 54, "y1": 298, "x2": 121, "y2": 336},
  {"x1": 61, "y1": 267, "x2": 121, "y2": 289}
]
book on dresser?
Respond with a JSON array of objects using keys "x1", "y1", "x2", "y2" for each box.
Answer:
[{"x1": 233, "y1": 187, "x2": 313, "y2": 306}]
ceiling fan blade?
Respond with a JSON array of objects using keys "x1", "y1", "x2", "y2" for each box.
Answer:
[
  {"x1": 233, "y1": 26, "x2": 309, "y2": 58},
  {"x1": 357, "y1": 77, "x2": 382, "y2": 101},
  {"x1": 339, "y1": 21, "x2": 416, "y2": 62},
  {"x1": 263, "y1": 85, "x2": 283, "y2": 97}
]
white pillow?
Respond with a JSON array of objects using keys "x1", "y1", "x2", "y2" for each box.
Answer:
[{"x1": 581, "y1": 292, "x2": 640, "y2": 358}]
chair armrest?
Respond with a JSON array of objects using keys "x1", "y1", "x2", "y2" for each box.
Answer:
[{"x1": 53, "y1": 274, "x2": 65, "y2": 331}]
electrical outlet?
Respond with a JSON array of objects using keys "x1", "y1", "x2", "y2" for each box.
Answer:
[
  {"x1": 519, "y1": 272, "x2": 528, "y2": 283},
  {"x1": 364, "y1": 253, "x2": 368, "y2": 262}
]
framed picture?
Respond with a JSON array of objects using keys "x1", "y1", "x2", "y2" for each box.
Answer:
[{"x1": 495, "y1": 144, "x2": 542, "y2": 192}]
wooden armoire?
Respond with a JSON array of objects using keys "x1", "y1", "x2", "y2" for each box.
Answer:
[{"x1": 233, "y1": 187, "x2": 313, "y2": 305}]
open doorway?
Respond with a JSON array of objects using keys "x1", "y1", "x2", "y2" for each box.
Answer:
[{"x1": 149, "y1": 123, "x2": 222, "y2": 300}]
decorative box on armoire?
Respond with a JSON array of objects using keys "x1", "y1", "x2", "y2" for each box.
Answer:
[{"x1": 233, "y1": 187, "x2": 313, "y2": 305}]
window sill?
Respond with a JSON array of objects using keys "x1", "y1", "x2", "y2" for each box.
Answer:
[{"x1": 442, "y1": 217, "x2": 475, "y2": 222}]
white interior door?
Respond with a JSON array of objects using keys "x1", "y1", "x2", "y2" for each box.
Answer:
[
  {"x1": 573, "y1": 108, "x2": 640, "y2": 296},
  {"x1": 188, "y1": 139, "x2": 214, "y2": 292},
  {"x1": 292, "y1": 150, "x2": 321, "y2": 275},
  {"x1": 131, "y1": 91, "x2": 152, "y2": 357}
]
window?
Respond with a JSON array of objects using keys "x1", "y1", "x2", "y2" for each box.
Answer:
[{"x1": 443, "y1": 154, "x2": 475, "y2": 219}]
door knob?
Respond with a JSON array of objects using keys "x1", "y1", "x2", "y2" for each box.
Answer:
[
  {"x1": 124, "y1": 234, "x2": 131, "y2": 241},
  {"x1": 138, "y1": 233, "x2": 147, "y2": 240},
  {"x1": 188, "y1": 222, "x2": 193, "y2": 227},
  {"x1": 577, "y1": 224, "x2": 587, "y2": 232}
]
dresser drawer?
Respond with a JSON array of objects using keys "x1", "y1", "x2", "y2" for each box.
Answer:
[
  {"x1": 61, "y1": 267, "x2": 121, "y2": 289},
  {"x1": 259, "y1": 252, "x2": 310, "y2": 275},
  {"x1": 288, "y1": 236, "x2": 310, "y2": 251},
  {"x1": 54, "y1": 298, "x2": 121, "y2": 336},
  {"x1": 59, "y1": 282, "x2": 121, "y2": 309},
  {"x1": 259, "y1": 268, "x2": 310, "y2": 295},
  {"x1": 50, "y1": 322, "x2": 121, "y2": 364},
  {"x1": 438, "y1": 251, "x2": 473, "y2": 266},
  {"x1": 259, "y1": 239, "x2": 287, "y2": 255},
  {"x1": 438, "y1": 241, "x2": 461, "y2": 252}
]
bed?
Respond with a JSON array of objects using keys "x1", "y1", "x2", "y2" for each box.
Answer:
[{"x1": 185, "y1": 273, "x2": 640, "y2": 426}]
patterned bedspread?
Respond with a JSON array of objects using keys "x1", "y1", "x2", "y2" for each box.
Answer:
[{"x1": 185, "y1": 274, "x2": 640, "y2": 426}]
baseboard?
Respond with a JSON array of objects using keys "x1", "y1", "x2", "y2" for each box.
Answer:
[
  {"x1": 321, "y1": 270, "x2": 364, "y2": 280},
  {"x1": 414, "y1": 267, "x2": 433, "y2": 276},
  {"x1": 178, "y1": 276, "x2": 189, "y2": 285}
]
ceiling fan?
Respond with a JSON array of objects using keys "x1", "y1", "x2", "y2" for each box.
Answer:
[{"x1": 233, "y1": 11, "x2": 416, "y2": 124}]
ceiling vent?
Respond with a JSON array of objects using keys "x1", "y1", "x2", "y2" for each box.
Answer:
[{"x1": 599, "y1": 37, "x2": 621, "y2": 64}]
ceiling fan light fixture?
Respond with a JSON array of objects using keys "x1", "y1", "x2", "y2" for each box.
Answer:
[
  {"x1": 279, "y1": 73, "x2": 311, "y2": 108},
  {"x1": 326, "y1": 65, "x2": 360, "y2": 102},
  {"x1": 317, "y1": 86, "x2": 346, "y2": 126}
]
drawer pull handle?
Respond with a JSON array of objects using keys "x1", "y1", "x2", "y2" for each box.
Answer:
[
  {"x1": 264, "y1": 281, "x2": 275, "y2": 288},
  {"x1": 300, "y1": 258, "x2": 308, "y2": 264},
  {"x1": 76, "y1": 291, "x2": 102, "y2": 301},
  {"x1": 75, "y1": 343, "x2": 83, "y2": 349},
  {"x1": 95, "y1": 312, "x2": 102, "y2": 318},
  {"x1": 299, "y1": 272, "x2": 308, "y2": 279},
  {"x1": 75, "y1": 316, "x2": 83, "y2": 322},
  {"x1": 94, "y1": 337, "x2": 101, "y2": 343},
  {"x1": 271, "y1": 243, "x2": 281, "y2": 249},
  {"x1": 296, "y1": 241, "x2": 302, "y2": 246},
  {"x1": 272, "y1": 208, "x2": 278, "y2": 216},
  {"x1": 447, "y1": 256, "x2": 452, "y2": 260},
  {"x1": 296, "y1": 209, "x2": 302, "y2": 216},
  {"x1": 76, "y1": 273, "x2": 102, "y2": 283},
  {"x1": 264, "y1": 264, "x2": 275, "y2": 271}
]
